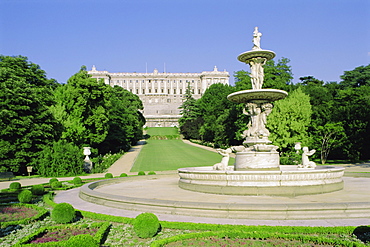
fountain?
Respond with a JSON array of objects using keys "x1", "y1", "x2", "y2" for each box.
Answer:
[
  {"x1": 178, "y1": 27, "x2": 344, "y2": 196},
  {"x1": 74, "y1": 28, "x2": 366, "y2": 222}
]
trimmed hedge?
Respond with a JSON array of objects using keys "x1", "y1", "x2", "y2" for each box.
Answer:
[
  {"x1": 31, "y1": 184, "x2": 45, "y2": 195},
  {"x1": 9, "y1": 182, "x2": 21, "y2": 190},
  {"x1": 0, "y1": 203, "x2": 48, "y2": 228},
  {"x1": 14, "y1": 222, "x2": 110, "y2": 246},
  {"x1": 119, "y1": 173, "x2": 128, "y2": 177},
  {"x1": 133, "y1": 213, "x2": 161, "y2": 238},
  {"x1": 104, "y1": 173, "x2": 113, "y2": 179},
  {"x1": 72, "y1": 177, "x2": 83, "y2": 185},
  {"x1": 18, "y1": 190, "x2": 33, "y2": 203},
  {"x1": 51, "y1": 203, "x2": 75, "y2": 224},
  {"x1": 150, "y1": 230, "x2": 366, "y2": 247},
  {"x1": 137, "y1": 171, "x2": 145, "y2": 176}
]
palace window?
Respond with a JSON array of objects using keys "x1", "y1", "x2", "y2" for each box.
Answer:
[
  {"x1": 167, "y1": 99, "x2": 171, "y2": 103},
  {"x1": 168, "y1": 89, "x2": 170, "y2": 94},
  {"x1": 136, "y1": 89, "x2": 139, "y2": 94},
  {"x1": 180, "y1": 89, "x2": 182, "y2": 94},
  {"x1": 174, "y1": 89, "x2": 176, "y2": 94},
  {"x1": 142, "y1": 89, "x2": 145, "y2": 94},
  {"x1": 155, "y1": 89, "x2": 158, "y2": 93},
  {"x1": 149, "y1": 89, "x2": 152, "y2": 93}
]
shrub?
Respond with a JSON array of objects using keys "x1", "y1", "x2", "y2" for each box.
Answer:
[
  {"x1": 37, "y1": 140, "x2": 84, "y2": 177},
  {"x1": 31, "y1": 184, "x2": 45, "y2": 195},
  {"x1": 9, "y1": 182, "x2": 21, "y2": 190},
  {"x1": 65, "y1": 234, "x2": 99, "y2": 247},
  {"x1": 120, "y1": 173, "x2": 128, "y2": 177},
  {"x1": 51, "y1": 202, "x2": 76, "y2": 223},
  {"x1": 18, "y1": 190, "x2": 33, "y2": 203},
  {"x1": 148, "y1": 171, "x2": 156, "y2": 175},
  {"x1": 138, "y1": 171, "x2": 146, "y2": 176},
  {"x1": 51, "y1": 181, "x2": 62, "y2": 189},
  {"x1": 72, "y1": 177, "x2": 83, "y2": 185},
  {"x1": 133, "y1": 212, "x2": 160, "y2": 238},
  {"x1": 104, "y1": 173, "x2": 113, "y2": 178},
  {"x1": 49, "y1": 178, "x2": 58, "y2": 185}
]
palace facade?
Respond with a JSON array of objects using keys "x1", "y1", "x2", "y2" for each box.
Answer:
[{"x1": 88, "y1": 66, "x2": 230, "y2": 127}]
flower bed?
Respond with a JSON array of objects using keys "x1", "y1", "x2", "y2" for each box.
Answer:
[
  {"x1": 0, "y1": 204, "x2": 48, "y2": 228},
  {"x1": 14, "y1": 222, "x2": 110, "y2": 246}
]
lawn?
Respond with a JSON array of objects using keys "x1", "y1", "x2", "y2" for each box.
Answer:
[
  {"x1": 145, "y1": 127, "x2": 179, "y2": 136},
  {"x1": 130, "y1": 139, "x2": 235, "y2": 172}
]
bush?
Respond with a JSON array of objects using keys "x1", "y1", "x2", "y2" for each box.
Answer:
[
  {"x1": 72, "y1": 177, "x2": 83, "y2": 185},
  {"x1": 138, "y1": 171, "x2": 145, "y2": 176},
  {"x1": 65, "y1": 234, "x2": 99, "y2": 247},
  {"x1": 51, "y1": 202, "x2": 76, "y2": 223},
  {"x1": 120, "y1": 173, "x2": 128, "y2": 177},
  {"x1": 133, "y1": 212, "x2": 160, "y2": 238},
  {"x1": 148, "y1": 171, "x2": 156, "y2": 175},
  {"x1": 31, "y1": 184, "x2": 45, "y2": 195},
  {"x1": 37, "y1": 140, "x2": 84, "y2": 177},
  {"x1": 49, "y1": 178, "x2": 58, "y2": 185},
  {"x1": 18, "y1": 190, "x2": 33, "y2": 203},
  {"x1": 9, "y1": 182, "x2": 21, "y2": 190},
  {"x1": 105, "y1": 173, "x2": 113, "y2": 178},
  {"x1": 51, "y1": 181, "x2": 62, "y2": 189}
]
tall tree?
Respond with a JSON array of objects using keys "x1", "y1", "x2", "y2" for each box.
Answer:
[
  {"x1": 51, "y1": 66, "x2": 109, "y2": 148},
  {"x1": 267, "y1": 87, "x2": 312, "y2": 162},
  {"x1": 97, "y1": 85, "x2": 145, "y2": 154},
  {"x1": 196, "y1": 83, "x2": 240, "y2": 146},
  {"x1": 0, "y1": 55, "x2": 59, "y2": 173},
  {"x1": 178, "y1": 82, "x2": 201, "y2": 139}
]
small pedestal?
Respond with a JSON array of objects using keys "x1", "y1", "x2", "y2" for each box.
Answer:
[{"x1": 235, "y1": 150, "x2": 280, "y2": 170}]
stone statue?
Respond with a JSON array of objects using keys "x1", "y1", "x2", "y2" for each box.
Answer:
[
  {"x1": 242, "y1": 103, "x2": 258, "y2": 138},
  {"x1": 250, "y1": 57, "x2": 267, "y2": 90},
  {"x1": 213, "y1": 148, "x2": 232, "y2": 170},
  {"x1": 242, "y1": 102, "x2": 272, "y2": 139},
  {"x1": 252, "y1": 27, "x2": 262, "y2": 50},
  {"x1": 298, "y1": 147, "x2": 317, "y2": 168},
  {"x1": 259, "y1": 103, "x2": 273, "y2": 137}
]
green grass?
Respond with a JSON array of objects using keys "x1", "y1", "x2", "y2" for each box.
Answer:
[
  {"x1": 131, "y1": 140, "x2": 234, "y2": 172},
  {"x1": 145, "y1": 127, "x2": 179, "y2": 136}
]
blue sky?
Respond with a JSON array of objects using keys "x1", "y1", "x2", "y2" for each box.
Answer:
[{"x1": 1, "y1": 0, "x2": 369, "y2": 85}]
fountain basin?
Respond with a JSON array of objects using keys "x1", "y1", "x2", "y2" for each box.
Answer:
[
  {"x1": 178, "y1": 165, "x2": 344, "y2": 196},
  {"x1": 228, "y1": 89, "x2": 288, "y2": 103}
]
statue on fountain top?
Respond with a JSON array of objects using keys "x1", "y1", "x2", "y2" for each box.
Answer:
[{"x1": 252, "y1": 27, "x2": 262, "y2": 50}]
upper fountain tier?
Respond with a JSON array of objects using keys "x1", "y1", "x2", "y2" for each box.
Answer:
[{"x1": 229, "y1": 27, "x2": 287, "y2": 104}]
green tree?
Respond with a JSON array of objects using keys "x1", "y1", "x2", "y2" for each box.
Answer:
[
  {"x1": 339, "y1": 64, "x2": 370, "y2": 88},
  {"x1": 235, "y1": 58, "x2": 294, "y2": 91},
  {"x1": 196, "y1": 83, "x2": 240, "y2": 146},
  {"x1": 178, "y1": 82, "x2": 201, "y2": 139},
  {"x1": 0, "y1": 55, "x2": 59, "y2": 173},
  {"x1": 98, "y1": 85, "x2": 145, "y2": 154},
  {"x1": 51, "y1": 66, "x2": 109, "y2": 147},
  {"x1": 332, "y1": 86, "x2": 370, "y2": 161},
  {"x1": 267, "y1": 87, "x2": 312, "y2": 161}
]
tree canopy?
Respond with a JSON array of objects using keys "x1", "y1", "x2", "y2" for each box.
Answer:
[{"x1": 0, "y1": 55, "x2": 59, "y2": 173}]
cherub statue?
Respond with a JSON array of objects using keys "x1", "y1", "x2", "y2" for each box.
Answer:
[
  {"x1": 298, "y1": 147, "x2": 317, "y2": 168},
  {"x1": 213, "y1": 148, "x2": 232, "y2": 171}
]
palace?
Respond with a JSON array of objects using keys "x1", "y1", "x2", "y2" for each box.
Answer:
[{"x1": 88, "y1": 66, "x2": 230, "y2": 127}]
